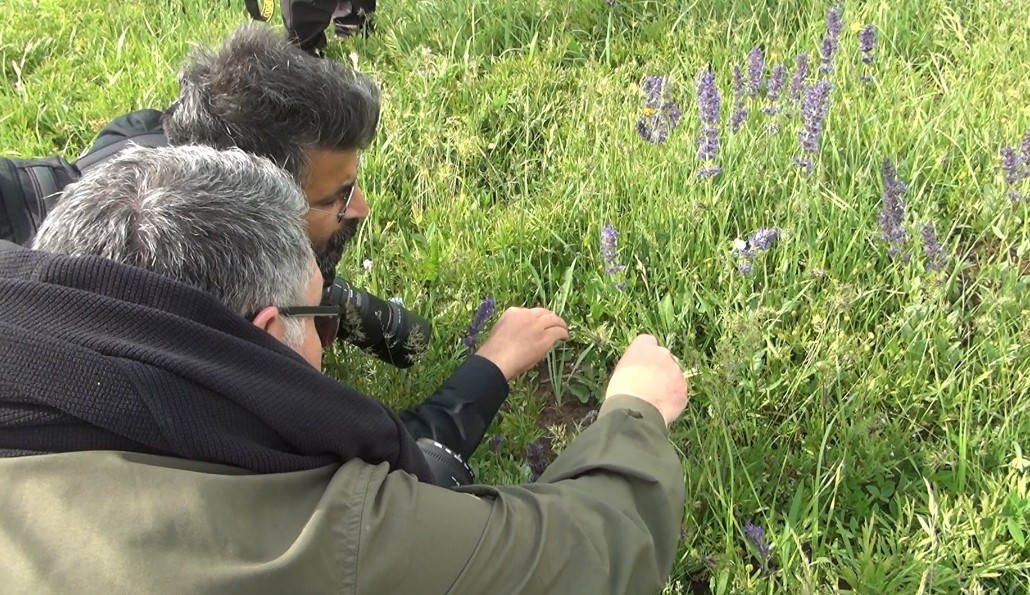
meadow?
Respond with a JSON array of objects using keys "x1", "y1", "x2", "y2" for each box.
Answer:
[{"x1": 2, "y1": 0, "x2": 1029, "y2": 592}]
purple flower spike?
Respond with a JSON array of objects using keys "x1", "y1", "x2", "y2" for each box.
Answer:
[
  {"x1": 748, "y1": 227, "x2": 780, "y2": 251},
  {"x1": 698, "y1": 164, "x2": 723, "y2": 178},
  {"x1": 734, "y1": 228, "x2": 779, "y2": 274},
  {"x1": 636, "y1": 75, "x2": 683, "y2": 145},
  {"x1": 636, "y1": 114, "x2": 669, "y2": 144},
  {"x1": 921, "y1": 222, "x2": 947, "y2": 271},
  {"x1": 859, "y1": 24, "x2": 877, "y2": 64},
  {"x1": 743, "y1": 520, "x2": 772, "y2": 574},
  {"x1": 696, "y1": 68, "x2": 720, "y2": 127},
  {"x1": 600, "y1": 224, "x2": 625, "y2": 275},
  {"x1": 743, "y1": 520, "x2": 772, "y2": 560},
  {"x1": 746, "y1": 46, "x2": 765, "y2": 98},
  {"x1": 668, "y1": 103, "x2": 683, "y2": 127},
  {"x1": 731, "y1": 65, "x2": 749, "y2": 132},
  {"x1": 795, "y1": 79, "x2": 833, "y2": 168},
  {"x1": 526, "y1": 441, "x2": 549, "y2": 481},
  {"x1": 878, "y1": 159, "x2": 909, "y2": 258},
  {"x1": 762, "y1": 64, "x2": 787, "y2": 116},
  {"x1": 695, "y1": 67, "x2": 721, "y2": 175},
  {"x1": 819, "y1": 4, "x2": 844, "y2": 75},
  {"x1": 788, "y1": 52, "x2": 810, "y2": 107},
  {"x1": 464, "y1": 296, "x2": 496, "y2": 348},
  {"x1": 1021, "y1": 127, "x2": 1030, "y2": 165},
  {"x1": 1000, "y1": 147, "x2": 1023, "y2": 185},
  {"x1": 641, "y1": 75, "x2": 666, "y2": 107}
]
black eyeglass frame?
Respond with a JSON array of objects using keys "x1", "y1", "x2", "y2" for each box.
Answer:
[
  {"x1": 307, "y1": 183, "x2": 355, "y2": 223},
  {"x1": 278, "y1": 305, "x2": 341, "y2": 348}
]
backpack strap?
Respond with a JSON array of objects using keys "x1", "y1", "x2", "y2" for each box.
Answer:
[
  {"x1": 22, "y1": 162, "x2": 61, "y2": 210},
  {"x1": 0, "y1": 158, "x2": 36, "y2": 246},
  {"x1": 75, "y1": 133, "x2": 168, "y2": 174}
]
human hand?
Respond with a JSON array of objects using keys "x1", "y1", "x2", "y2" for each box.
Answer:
[
  {"x1": 605, "y1": 334, "x2": 688, "y2": 427},
  {"x1": 475, "y1": 307, "x2": 569, "y2": 381}
]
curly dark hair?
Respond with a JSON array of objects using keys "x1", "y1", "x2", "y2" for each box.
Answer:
[{"x1": 163, "y1": 23, "x2": 380, "y2": 184}]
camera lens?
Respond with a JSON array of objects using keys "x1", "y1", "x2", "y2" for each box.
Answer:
[
  {"x1": 325, "y1": 277, "x2": 432, "y2": 368},
  {"x1": 416, "y1": 438, "x2": 475, "y2": 487}
]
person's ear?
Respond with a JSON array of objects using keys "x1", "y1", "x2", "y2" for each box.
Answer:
[{"x1": 251, "y1": 305, "x2": 286, "y2": 342}]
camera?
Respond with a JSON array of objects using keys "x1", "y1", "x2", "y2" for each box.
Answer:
[{"x1": 324, "y1": 276, "x2": 432, "y2": 369}]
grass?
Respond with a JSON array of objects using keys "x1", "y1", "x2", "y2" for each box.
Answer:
[{"x1": 3, "y1": 0, "x2": 1030, "y2": 592}]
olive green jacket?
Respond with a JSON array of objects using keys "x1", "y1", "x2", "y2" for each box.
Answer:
[{"x1": 0, "y1": 395, "x2": 685, "y2": 595}]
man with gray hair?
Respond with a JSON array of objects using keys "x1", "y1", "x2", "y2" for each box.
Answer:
[
  {"x1": 0, "y1": 143, "x2": 690, "y2": 594},
  {"x1": 81, "y1": 23, "x2": 556, "y2": 468}
]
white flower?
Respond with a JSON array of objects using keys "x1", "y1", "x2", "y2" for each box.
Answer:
[
  {"x1": 362, "y1": 259, "x2": 373, "y2": 271},
  {"x1": 733, "y1": 239, "x2": 747, "y2": 251},
  {"x1": 388, "y1": 296, "x2": 404, "y2": 306}
]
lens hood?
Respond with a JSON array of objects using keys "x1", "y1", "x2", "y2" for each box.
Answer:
[{"x1": 416, "y1": 438, "x2": 475, "y2": 487}]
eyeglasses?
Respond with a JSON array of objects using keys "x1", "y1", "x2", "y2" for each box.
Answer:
[
  {"x1": 308, "y1": 182, "x2": 356, "y2": 224},
  {"x1": 278, "y1": 305, "x2": 341, "y2": 348}
]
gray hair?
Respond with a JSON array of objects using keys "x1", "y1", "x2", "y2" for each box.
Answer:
[
  {"x1": 163, "y1": 23, "x2": 381, "y2": 185},
  {"x1": 33, "y1": 144, "x2": 315, "y2": 345}
]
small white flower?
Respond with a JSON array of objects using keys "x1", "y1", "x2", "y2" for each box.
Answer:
[
  {"x1": 362, "y1": 259, "x2": 373, "y2": 271},
  {"x1": 733, "y1": 239, "x2": 747, "y2": 251},
  {"x1": 388, "y1": 296, "x2": 404, "y2": 306}
]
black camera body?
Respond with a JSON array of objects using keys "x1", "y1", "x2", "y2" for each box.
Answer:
[{"x1": 324, "y1": 277, "x2": 432, "y2": 369}]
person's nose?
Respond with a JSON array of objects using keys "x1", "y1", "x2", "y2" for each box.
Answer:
[{"x1": 344, "y1": 186, "x2": 369, "y2": 219}]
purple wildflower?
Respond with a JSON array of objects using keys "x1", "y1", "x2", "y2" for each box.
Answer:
[
  {"x1": 795, "y1": 79, "x2": 832, "y2": 169},
  {"x1": 788, "y1": 52, "x2": 810, "y2": 108},
  {"x1": 761, "y1": 63, "x2": 787, "y2": 116},
  {"x1": 819, "y1": 4, "x2": 844, "y2": 75},
  {"x1": 600, "y1": 224, "x2": 625, "y2": 274},
  {"x1": 749, "y1": 227, "x2": 780, "y2": 250},
  {"x1": 488, "y1": 434, "x2": 503, "y2": 455},
  {"x1": 641, "y1": 75, "x2": 666, "y2": 108},
  {"x1": 668, "y1": 103, "x2": 683, "y2": 127},
  {"x1": 792, "y1": 155, "x2": 812, "y2": 171},
  {"x1": 636, "y1": 75, "x2": 683, "y2": 145},
  {"x1": 858, "y1": 24, "x2": 877, "y2": 64},
  {"x1": 921, "y1": 222, "x2": 947, "y2": 271},
  {"x1": 858, "y1": 24, "x2": 878, "y2": 83},
  {"x1": 463, "y1": 296, "x2": 496, "y2": 348},
  {"x1": 1000, "y1": 147, "x2": 1023, "y2": 185},
  {"x1": 746, "y1": 46, "x2": 765, "y2": 98},
  {"x1": 878, "y1": 159, "x2": 908, "y2": 259},
  {"x1": 696, "y1": 68, "x2": 720, "y2": 130},
  {"x1": 730, "y1": 65, "x2": 749, "y2": 133},
  {"x1": 526, "y1": 441, "x2": 549, "y2": 481},
  {"x1": 734, "y1": 240, "x2": 756, "y2": 261},
  {"x1": 695, "y1": 67, "x2": 721, "y2": 176},
  {"x1": 734, "y1": 228, "x2": 779, "y2": 273},
  {"x1": 999, "y1": 128, "x2": 1030, "y2": 201},
  {"x1": 698, "y1": 165, "x2": 723, "y2": 178},
  {"x1": 636, "y1": 114, "x2": 669, "y2": 144},
  {"x1": 743, "y1": 520, "x2": 772, "y2": 573},
  {"x1": 767, "y1": 64, "x2": 787, "y2": 99}
]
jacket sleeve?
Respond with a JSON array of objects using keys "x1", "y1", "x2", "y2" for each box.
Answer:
[
  {"x1": 396, "y1": 354, "x2": 510, "y2": 461},
  {"x1": 356, "y1": 394, "x2": 686, "y2": 595},
  {"x1": 81, "y1": 109, "x2": 167, "y2": 155}
]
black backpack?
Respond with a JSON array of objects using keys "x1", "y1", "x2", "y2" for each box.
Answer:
[{"x1": 0, "y1": 109, "x2": 168, "y2": 247}]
